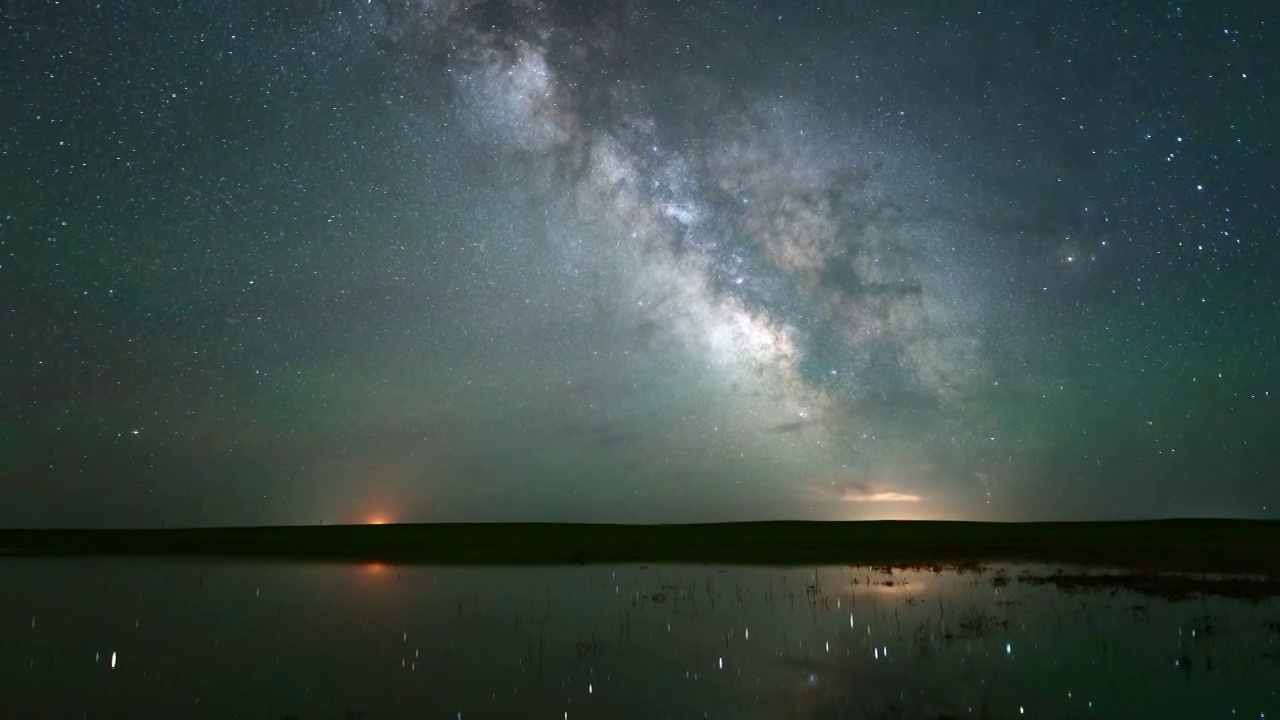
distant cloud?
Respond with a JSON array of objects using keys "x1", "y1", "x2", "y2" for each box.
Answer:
[
  {"x1": 766, "y1": 418, "x2": 817, "y2": 434},
  {"x1": 559, "y1": 421, "x2": 641, "y2": 449},
  {"x1": 838, "y1": 482, "x2": 921, "y2": 503}
]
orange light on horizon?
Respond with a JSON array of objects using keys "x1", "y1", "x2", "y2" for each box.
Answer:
[
  {"x1": 365, "y1": 515, "x2": 391, "y2": 525},
  {"x1": 840, "y1": 489, "x2": 922, "y2": 503}
]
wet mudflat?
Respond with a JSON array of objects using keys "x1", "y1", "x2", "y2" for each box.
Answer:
[{"x1": 2, "y1": 559, "x2": 1277, "y2": 719}]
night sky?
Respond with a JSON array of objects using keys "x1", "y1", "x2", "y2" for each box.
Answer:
[{"x1": 4, "y1": 0, "x2": 1277, "y2": 528}]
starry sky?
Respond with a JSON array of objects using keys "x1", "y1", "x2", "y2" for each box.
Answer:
[{"x1": 3, "y1": 0, "x2": 1277, "y2": 528}]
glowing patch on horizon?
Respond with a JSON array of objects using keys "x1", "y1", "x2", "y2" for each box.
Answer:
[
  {"x1": 836, "y1": 482, "x2": 923, "y2": 503},
  {"x1": 842, "y1": 491, "x2": 921, "y2": 503}
]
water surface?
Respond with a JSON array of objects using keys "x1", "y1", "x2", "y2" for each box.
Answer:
[{"x1": 3, "y1": 560, "x2": 1277, "y2": 718}]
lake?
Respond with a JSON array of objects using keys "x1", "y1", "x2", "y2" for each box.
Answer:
[{"x1": 2, "y1": 559, "x2": 1276, "y2": 719}]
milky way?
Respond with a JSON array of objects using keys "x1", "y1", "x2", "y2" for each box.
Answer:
[
  {"x1": 410, "y1": 0, "x2": 1067, "y2": 511},
  {"x1": 5, "y1": 0, "x2": 1277, "y2": 525}
]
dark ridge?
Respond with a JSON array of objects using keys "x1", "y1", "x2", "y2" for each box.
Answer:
[{"x1": 1, "y1": 519, "x2": 1277, "y2": 576}]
